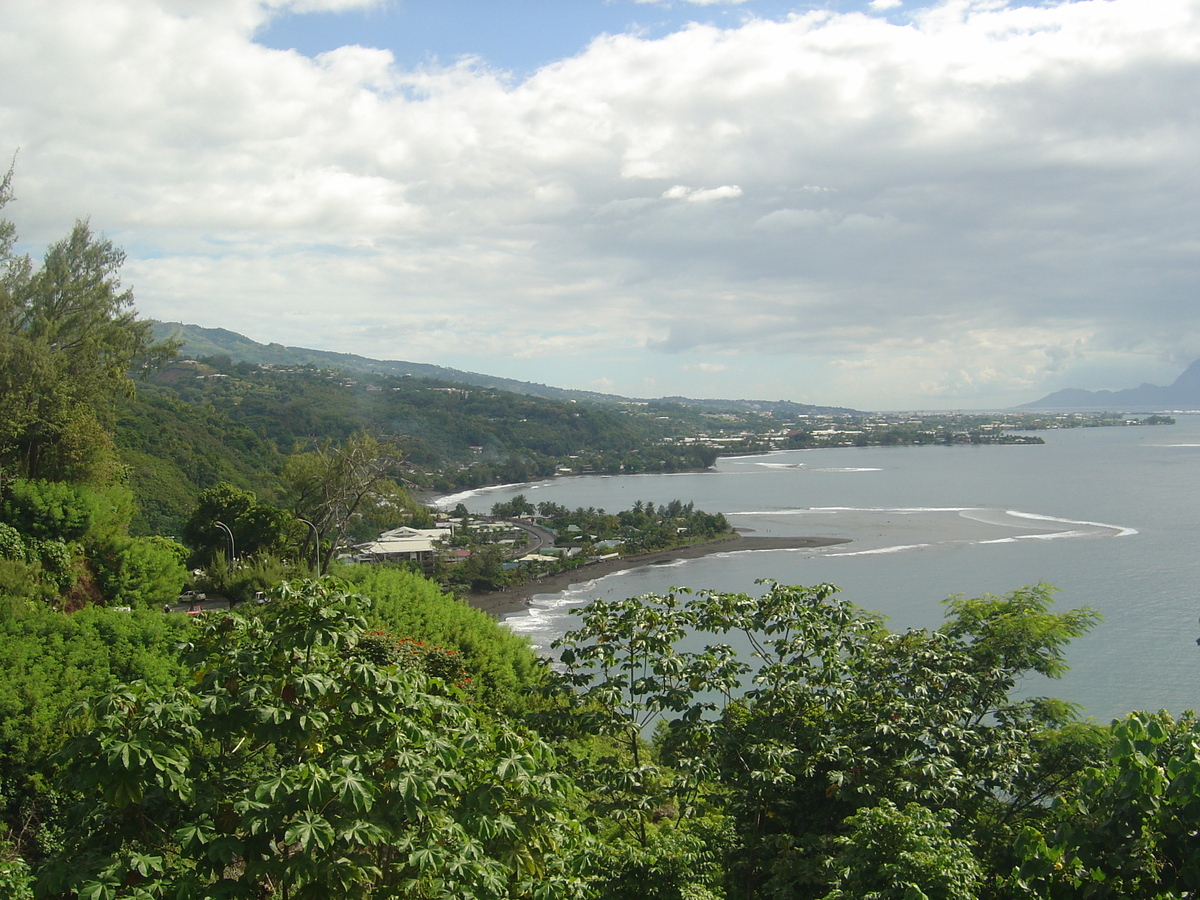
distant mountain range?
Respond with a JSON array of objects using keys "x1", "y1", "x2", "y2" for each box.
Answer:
[
  {"x1": 152, "y1": 322, "x2": 856, "y2": 416},
  {"x1": 1022, "y1": 358, "x2": 1200, "y2": 411}
]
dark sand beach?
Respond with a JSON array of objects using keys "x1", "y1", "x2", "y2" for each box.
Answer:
[{"x1": 463, "y1": 533, "x2": 849, "y2": 616}]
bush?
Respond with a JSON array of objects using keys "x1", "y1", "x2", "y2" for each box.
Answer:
[
  {"x1": 0, "y1": 841, "x2": 33, "y2": 900},
  {"x1": 0, "y1": 480, "x2": 132, "y2": 545},
  {"x1": 0, "y1": 597, "x2": 189, "y2": 861},
  {"x1": 0, "y1": 523, "x2": 26, "y2": 562},
  {"x1": 93, "y1": 535, "x2": 188, "y2": 608},
  {"x1": 336, "y1": 564, "x2": 543, "y2": 708}
]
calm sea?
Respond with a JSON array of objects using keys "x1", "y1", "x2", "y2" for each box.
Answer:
[{"x1": 441, "y1": 416, "x2": 1200, "y2": 722}]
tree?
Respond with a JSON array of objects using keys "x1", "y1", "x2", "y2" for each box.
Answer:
[
  {"x1": 283, "y1": 432, "x2": 408, "y2": 573},
  {"x1": 821, "y1": 800, "x2": 983, "y2": 900},
  {"x1": 182, "y1": 481, "x2": 294, "y2": 567},
  {"x1": 1013, "y1": 710, "x2": 1200, "y2": 899},
  {"x1": 549, "y1": 582, "x2": 1099, "y2": 900},
  {"x1": 0, "y1": 841, "x2": 33, "y2": 900},
  {"x1": 0, "y1": 597, "x2": 189, "y2": 867},
  {"x1": 45, "y1": 578, "x2": 591, "y2": 899},
  {"x1": 92, "y1": 535, "x2": 189, "y2": 608},
  {"x1": 492, "y1": 494, "x2": 535, "y2": 518},
  {"x1": 0, "y1": 169, "x2": 175, "y2": 482}
]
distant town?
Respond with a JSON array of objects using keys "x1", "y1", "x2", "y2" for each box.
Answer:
[{"x1": 643, "y1": 409, "x2": 1176, "y2": 456}]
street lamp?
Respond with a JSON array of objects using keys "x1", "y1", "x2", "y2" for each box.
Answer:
[
  {"x1": 214, "y1": 521, "x2": 235, "y2": 564},
  {"x1": 297, "y1": 518, "x2": 320, "y2": 573}
]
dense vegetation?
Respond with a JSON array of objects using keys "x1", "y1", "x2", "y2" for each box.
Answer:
[
  {"x1": 114, "y1": 359, "x2": 720, "y2": 536},
  {"x1": 493, "y1": 495, "x2": 732, "y2": 554},
  {"x1": 8, "y1": 575, "x2": 1200, "y2": 899},
  {"x1": 5, "y1": 179, "x2": 1200, "y2": 899}
]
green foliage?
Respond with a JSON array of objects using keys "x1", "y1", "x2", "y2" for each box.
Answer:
[
  {"x1": 0, "y1": 181, "x2": 174, "y2": 482},
  {"x1": 550, "y1": 582, "x2": 1100, "y2": 900},
  {"x1": 1013, "y1": 710, "x2": 1200, "y2": 899},
  {"x1": 526, "y1": 499, "x2": 732, "y2": 555},
  {"x1": 408, "y1": 505, "x2": 436, "y2": 529},
  {"x1": 0, "y1": 558, "x2": 56, "y2": 604},
  {"x1": 28, "y1": 538, "x2": 73, "y2": 591},
  {"x1": 283, "y1": 432, "x2": 408, "y2": 572},
  {"x1": 0, "y1": 598, "x2": 189, "y2": 862},
  {"x1": 181, "y1": 481, "x2": 295, "y2": 567},
  {"x1": 337, "y1": 564, "x2": 543, "y2": 709},
  {"x1": 1, "y1": 478, "x2": 95, "y2": 542},
  {"x1": 0, "y1": 478, "x2": 150, "y2": 603},
  {"x1": 821, "y1": 800, "x2": 983, "y2": 900},
  {"x1": 357, "y1": 631, "x2": 471, "y2": 689},
  {"x1": 131, "y1": 356, "x2": 718, "y2": 498},
  {"x1": 193, "y1": 552, "x2": 313, "y2": 605},
  {"x1": 0, "y1": 522, "x2": 26, "y2": 561},
  {"x1": 592, "y1": 814, "x2": 733, "y2": 900},
  {"x1": 112, "y1": 382, "x2": 286, "y2": 536},
  {"x1": 0, "y1": 478, "x2": 134, "y2": 547},
  {"x1": 92, "y1": 535, "x2": 188, "y2": 608},
  {"x1": 0, "y1": 840, "x2": 33, "y2": 900},
  {"x1": 45, "y1": 578, "x2": 590, "y2": 900},
  {"x1": 439, "y1": 543, "x2": 521, "y2": 594},
  {"x1": 492, "y1": 494, "x2": 537, "y2": 518}
]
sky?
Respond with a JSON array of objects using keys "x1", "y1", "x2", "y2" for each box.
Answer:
[{"x1": 2, "y1": 0, "x2": 1199, "y2": 410}]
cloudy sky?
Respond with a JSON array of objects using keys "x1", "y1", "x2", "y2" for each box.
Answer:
[{"x1": 3, "y1": 0, "x2": 1199, "y2": 409}]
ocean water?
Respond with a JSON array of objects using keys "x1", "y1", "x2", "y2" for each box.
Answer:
[{"x1": 440, "y1": 416, "x2": 1200, "y2": 722}]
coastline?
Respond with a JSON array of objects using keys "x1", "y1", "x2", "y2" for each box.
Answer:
[{"x1": 461, "y1": 533, "x2": 850, "y2": 617}]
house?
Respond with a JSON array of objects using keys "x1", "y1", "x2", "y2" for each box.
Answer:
[
  {"x1": 348, "y1": 524, "x2": 457, "y2": 575},
  {"x1": 377, "y1": 525, "x2": 454, "y2": 543},
  {"x1": 351, "y1": 534, "x2": 437, "y2": 574}
]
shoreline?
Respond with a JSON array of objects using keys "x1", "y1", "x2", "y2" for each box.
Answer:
[{"x1": 461, "y1": 533, "x2": 850, "y2": 617}]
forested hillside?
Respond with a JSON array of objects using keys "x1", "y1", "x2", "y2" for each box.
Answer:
[{"x1": 114, "y1": 356, "x2": 718, "y2": 535}]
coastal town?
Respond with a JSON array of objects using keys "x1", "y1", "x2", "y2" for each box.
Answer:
[
  {"x1": 644, "y1": 408, "x2": 1176, "y2": 456},
  {"x1": 344, "y1": 496, "x2": 739, "y2": 599}
]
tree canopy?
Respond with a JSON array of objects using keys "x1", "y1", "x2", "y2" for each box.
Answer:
[
  {"x1": 45, "y1": 579, "x2": 591, "y2": 900},
  {"x1": 0, "y1": 169, "x2": 175, "y2": 483}
]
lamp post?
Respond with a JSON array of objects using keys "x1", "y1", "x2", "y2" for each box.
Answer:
[
  {"x1": 298, "y1": 518, "x2": 320, "y2": 573},
  {"x1": 214, "y1": 521, "x2": 235, "y2": 565}
]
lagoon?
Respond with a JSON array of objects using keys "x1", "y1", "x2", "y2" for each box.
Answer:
[{"x1": 443, "y1": 416, "x2": 1200, "y2": 722}]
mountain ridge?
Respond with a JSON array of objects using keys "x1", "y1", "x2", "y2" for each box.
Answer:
[
  {"x1": 151, "y1": 322, "x2": 857, "y2": 416},
  {"x1": 1021, "y1": 358, "x2": 1200, "y2": 411}
]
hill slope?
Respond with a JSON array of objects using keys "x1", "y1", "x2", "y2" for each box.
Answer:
[
  {"x1": 152, "y1": 322, "x2": 626, "y2": 403},
  {"x1": 152, "y1": 321, "x2": 856, "y2": 416}
]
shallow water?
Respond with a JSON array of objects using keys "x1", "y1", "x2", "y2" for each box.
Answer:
[{"x1": 442, "y1": 416, "x2": 1200, "y2": 722}]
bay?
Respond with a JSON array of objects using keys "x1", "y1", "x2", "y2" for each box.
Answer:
[{"x1": 443, "y1": 415, "x2": 1200, "y2": 722}]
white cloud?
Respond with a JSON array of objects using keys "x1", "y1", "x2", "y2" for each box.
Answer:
[
  {"x1": 869, "y1": 0, "x2": 904, "y2": 10},
  {"x1": 753, "y1": 208, "x2": 833, "y2": 229},
  {"x1": 3, "y1": 0, "x2": 1200, "y2": 407},
  {"x1": 662, "y1": 184, "x2": 743, "y2": 202}
]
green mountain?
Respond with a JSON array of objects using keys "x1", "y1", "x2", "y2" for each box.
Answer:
[
  {"x1": 151, "y1": 322, "x2": 623, "y2": 403},
  {"x1": 116, "y1": 323, "x2": 853, "y2": 536},
  {"x1": 151, "y1": 321, "x2": 857, "y2": 416}
]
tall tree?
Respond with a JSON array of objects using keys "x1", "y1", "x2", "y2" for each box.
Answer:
[
  {"x1": 282, "y1": 432, "x2": 407, "y2": 573},
  {"x1": 0, "y1": 168, "x2": 174, "y2": 482}
]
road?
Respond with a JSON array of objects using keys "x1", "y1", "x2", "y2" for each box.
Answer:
[{"x1": 495, "y1": 518, "x2": 557, "y2": 558}]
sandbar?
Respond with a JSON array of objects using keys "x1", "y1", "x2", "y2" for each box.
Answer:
[{"x1": 461, "y1": 533, "x2": 849, "y2": 617}]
